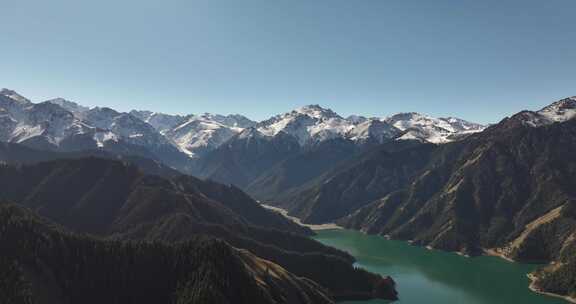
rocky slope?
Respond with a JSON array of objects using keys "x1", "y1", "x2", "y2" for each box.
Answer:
[
  {"x1": 272, "y1": 97, "x2": 575, "y2": 226},
  {"x1": 255, "y1": 96, "x2": 576, "y2": 299},
  {"x1": 269, "y1": 140, "x2": 431, "y2": 224},
  {"x1": 245, "y1": 138, "x2": 366, "y2": 202},
  {"x1": 195, "y1": 128, "x2": 302, "y2": 187},
  {"x1": 329, "y1": 97, "x2": 576, "y2": 298},
  {"x1": 194, "y1": 104, "x2": 483, "y2": 191}
]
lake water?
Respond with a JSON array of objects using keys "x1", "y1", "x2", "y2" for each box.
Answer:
[{"x1": 312, "y1": 229, "x2": 565, "y2": 304}]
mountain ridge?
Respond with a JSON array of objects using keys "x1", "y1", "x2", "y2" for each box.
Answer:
[
  {"x1": 1, "y1": 89, "x2": 485, "y2": 162},
  {"x1": 0, "y1": 156, "x2": 398, "y2": 301},
  {"x1": 0, "y1": 203, "x2": 336, "y2": 304}
]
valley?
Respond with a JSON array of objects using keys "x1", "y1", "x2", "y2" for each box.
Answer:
[
  {"x1": 1, "y1": 88, "x2": 575, "y2": 303},
  {"x1": 4, "y1": 2, "x2": 575, "y2": 303},
  {"x1": 261, "y1": 204, "x2": 342, "y2": 230}
]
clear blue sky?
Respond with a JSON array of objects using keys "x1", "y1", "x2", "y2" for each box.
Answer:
[{"x1": 1, "y1": 0, "x2": 575, "y2": 123}]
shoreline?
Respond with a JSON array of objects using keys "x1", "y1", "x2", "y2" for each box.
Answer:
[
  {"x1": 263, "y1": 202, "x2": 576, "y2": 304},
  {"x1": 261, "y1": 204, "x2": 342, "y2": 231},
  {"x1": 484, "y1": 249, "x2": 576, "y2": 304},
  {"x1": 482, "y1": 248, "x2": 516, "y2": 263},
  {"x1": 527, "y1": 273, "x2": 576, "y2": 304}
]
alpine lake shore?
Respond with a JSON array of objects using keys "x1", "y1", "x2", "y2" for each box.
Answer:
[{"x1": 261, "y1": 204, "x2": 575, "y2": 304}]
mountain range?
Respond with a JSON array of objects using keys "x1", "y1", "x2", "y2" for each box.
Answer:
[
  {"x1": 0, "y1": 88, "x2": 488, "y2": 205},
  {"x1": 268, "y1": 96, "x2": 576, "y2": 300},
  {"x1": 0, "y1": 88, "x2": 485, "y2": 164},
  {"x1": 2, "y1": 87, "x2": 576, "y2": 301}
]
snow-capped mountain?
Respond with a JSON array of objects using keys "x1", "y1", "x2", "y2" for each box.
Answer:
[
  {"x1": 82, "y1": 107, "x2": 176, "y2": 148},
  {"x1": 537, "y1": 97, "x2": 576, "y2": 123},
  {"x1": 42, "y1": 95, "x2": 255, "y2": 159},
  {"x1": 129, "y1": 110, "x2": 187, "y2": 133},
  {"x1": 0, "y1": 89, "x2": 194, "y2": 170},
  {"x1": 0, "y1": 89, "x2": 31, "y2": 105},
  {"x1": 201, "y1": 113, "x2": 256, "y2": 129},
  {"x1": 164, "y1": 114, "x2": 247, "y2": 157},
  {"x1": 0, "y1": 91, "x2": 94, "y2": 148},
  {"x1": 129, "y1": 111, "x2": 256, "y2": 157},
  {"x1": 1, "y1": 88, "x2": 490, "y2": 171},
  {"x1": 249, "y1": 105, "x2": 484, "y2": 146},
  {"x1": 346, "y1": 115, "x2": 369, "y2": 125},
  {"x1": 255, "y1": 105, "x2": 353, "y2": 145},
  {"x1": 385, "y1": 112, "x2": 485, "y2": 143},
  {"x1": 46, "y1": 97, "x2": 90, "y2": 114},
  {"x1": 347, "y1": 119, "x2": 401, "y2": 143},
  {"x1": 0, "y1": 89, "x2": 32, "y2": 122},
  {"x1": 501, "y1": 97, "x2": 576, "y2": 128}
]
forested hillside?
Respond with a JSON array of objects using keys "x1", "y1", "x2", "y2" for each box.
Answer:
[
  {"x1": 0, "y1": 203, "x2": 334, "y2": 304},
  {"x1": 0, "y1": 157, "x2": 397, "y2": 301}
]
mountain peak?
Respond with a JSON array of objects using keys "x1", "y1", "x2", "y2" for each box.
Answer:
[
  {"x1": 196, "y1": 113, "x2": 256, "y2": 129},
  {"x1": 255, "y1": 104, "x2": 349, "y2": 145},
  {"x1": 299, "y1": 104, "x2": 324, "y2": 110},
  {"x1": 536, "y1": 96, "x2": 576, "y2": 123},
  {"x1": 46, "y1": 97, "x2": 90, "y2": 114},
  {"x1": 387, "y1": 112, "x2": 426, "y2": 119},
  {"x1": 347, "y1": 119, "x2": 401, "y2": 142},
  {"x1": 384, "y1": 112, "x2": 485, "y2": 143},
  {"x1": 294, "y1": 104, "x2": 340, "y2": 119},
  {"x1": 0, "y1": 88, "x2": 31, "y2": 104},
  {"x1": 346, "y1": 115, "x2": 368, "y2": 124}
]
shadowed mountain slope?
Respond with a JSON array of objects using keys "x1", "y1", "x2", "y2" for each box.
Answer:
[
  {"x1": 0, "y1": 203, "x2": 334, "y2": 304},
  {"x1": 0, "y1": 157, "x2": 397, "y2": 301}
]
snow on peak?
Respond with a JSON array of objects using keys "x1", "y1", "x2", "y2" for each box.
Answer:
[
  {"x1": 505, "y1": 111, "x2": 551, "y2": 128},
  {"x1": 347, "y1": 119, "x2": 401, "y2": 142},
  {"x1": 165, "y1": 114, "x2": 247, "y2": 157},
  {"x1": 505, "y1": 97, "x2": 576, "y2": 128},
  {"x1": 440, "y1": 117, "x2": 485, "y2": 132},
  {"x1": 130, "y1": 110, "x2": 187, "y2": 133},
  {"x1": 198, "y1": 113, "x2": 256, "y2": 129},
  {"x1": 294, "y1": 104, "x2": 340, "y2": 119},
  {"x1": 0, "y1": 89, "x2": 31, "y2": 104},
  {"x1": 237, "y1": 127, "x2": 267, "y2": 140},
  {"x1": 537, "y1": 97, "x2": 576, "y2": 123},
  {"x1": 385, "y1": 112, "x2": 485, "y2": 144},
  {"x1": 2, "y1": 98, "x2": 93, "y2": 145},
  {"x1": 346, "y1": 115, "x2": 369, "y2": 125},
  {"x1": 256, "y1": 105, "x2": 351, "y2": 145},
  {"x1": 0, "y1": 89, "x2": 497, "y2": 157},
  {"x1": 45, "y1": 98, "x2": 90, "y2": 114},
  {"x1": 254, "y1": 106, "x2": 485, "y2": 146}
]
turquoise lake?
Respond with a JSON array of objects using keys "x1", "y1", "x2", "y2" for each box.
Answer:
[{"x1": 313, "y1": 229, "x2": 565, "y2": 304}]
